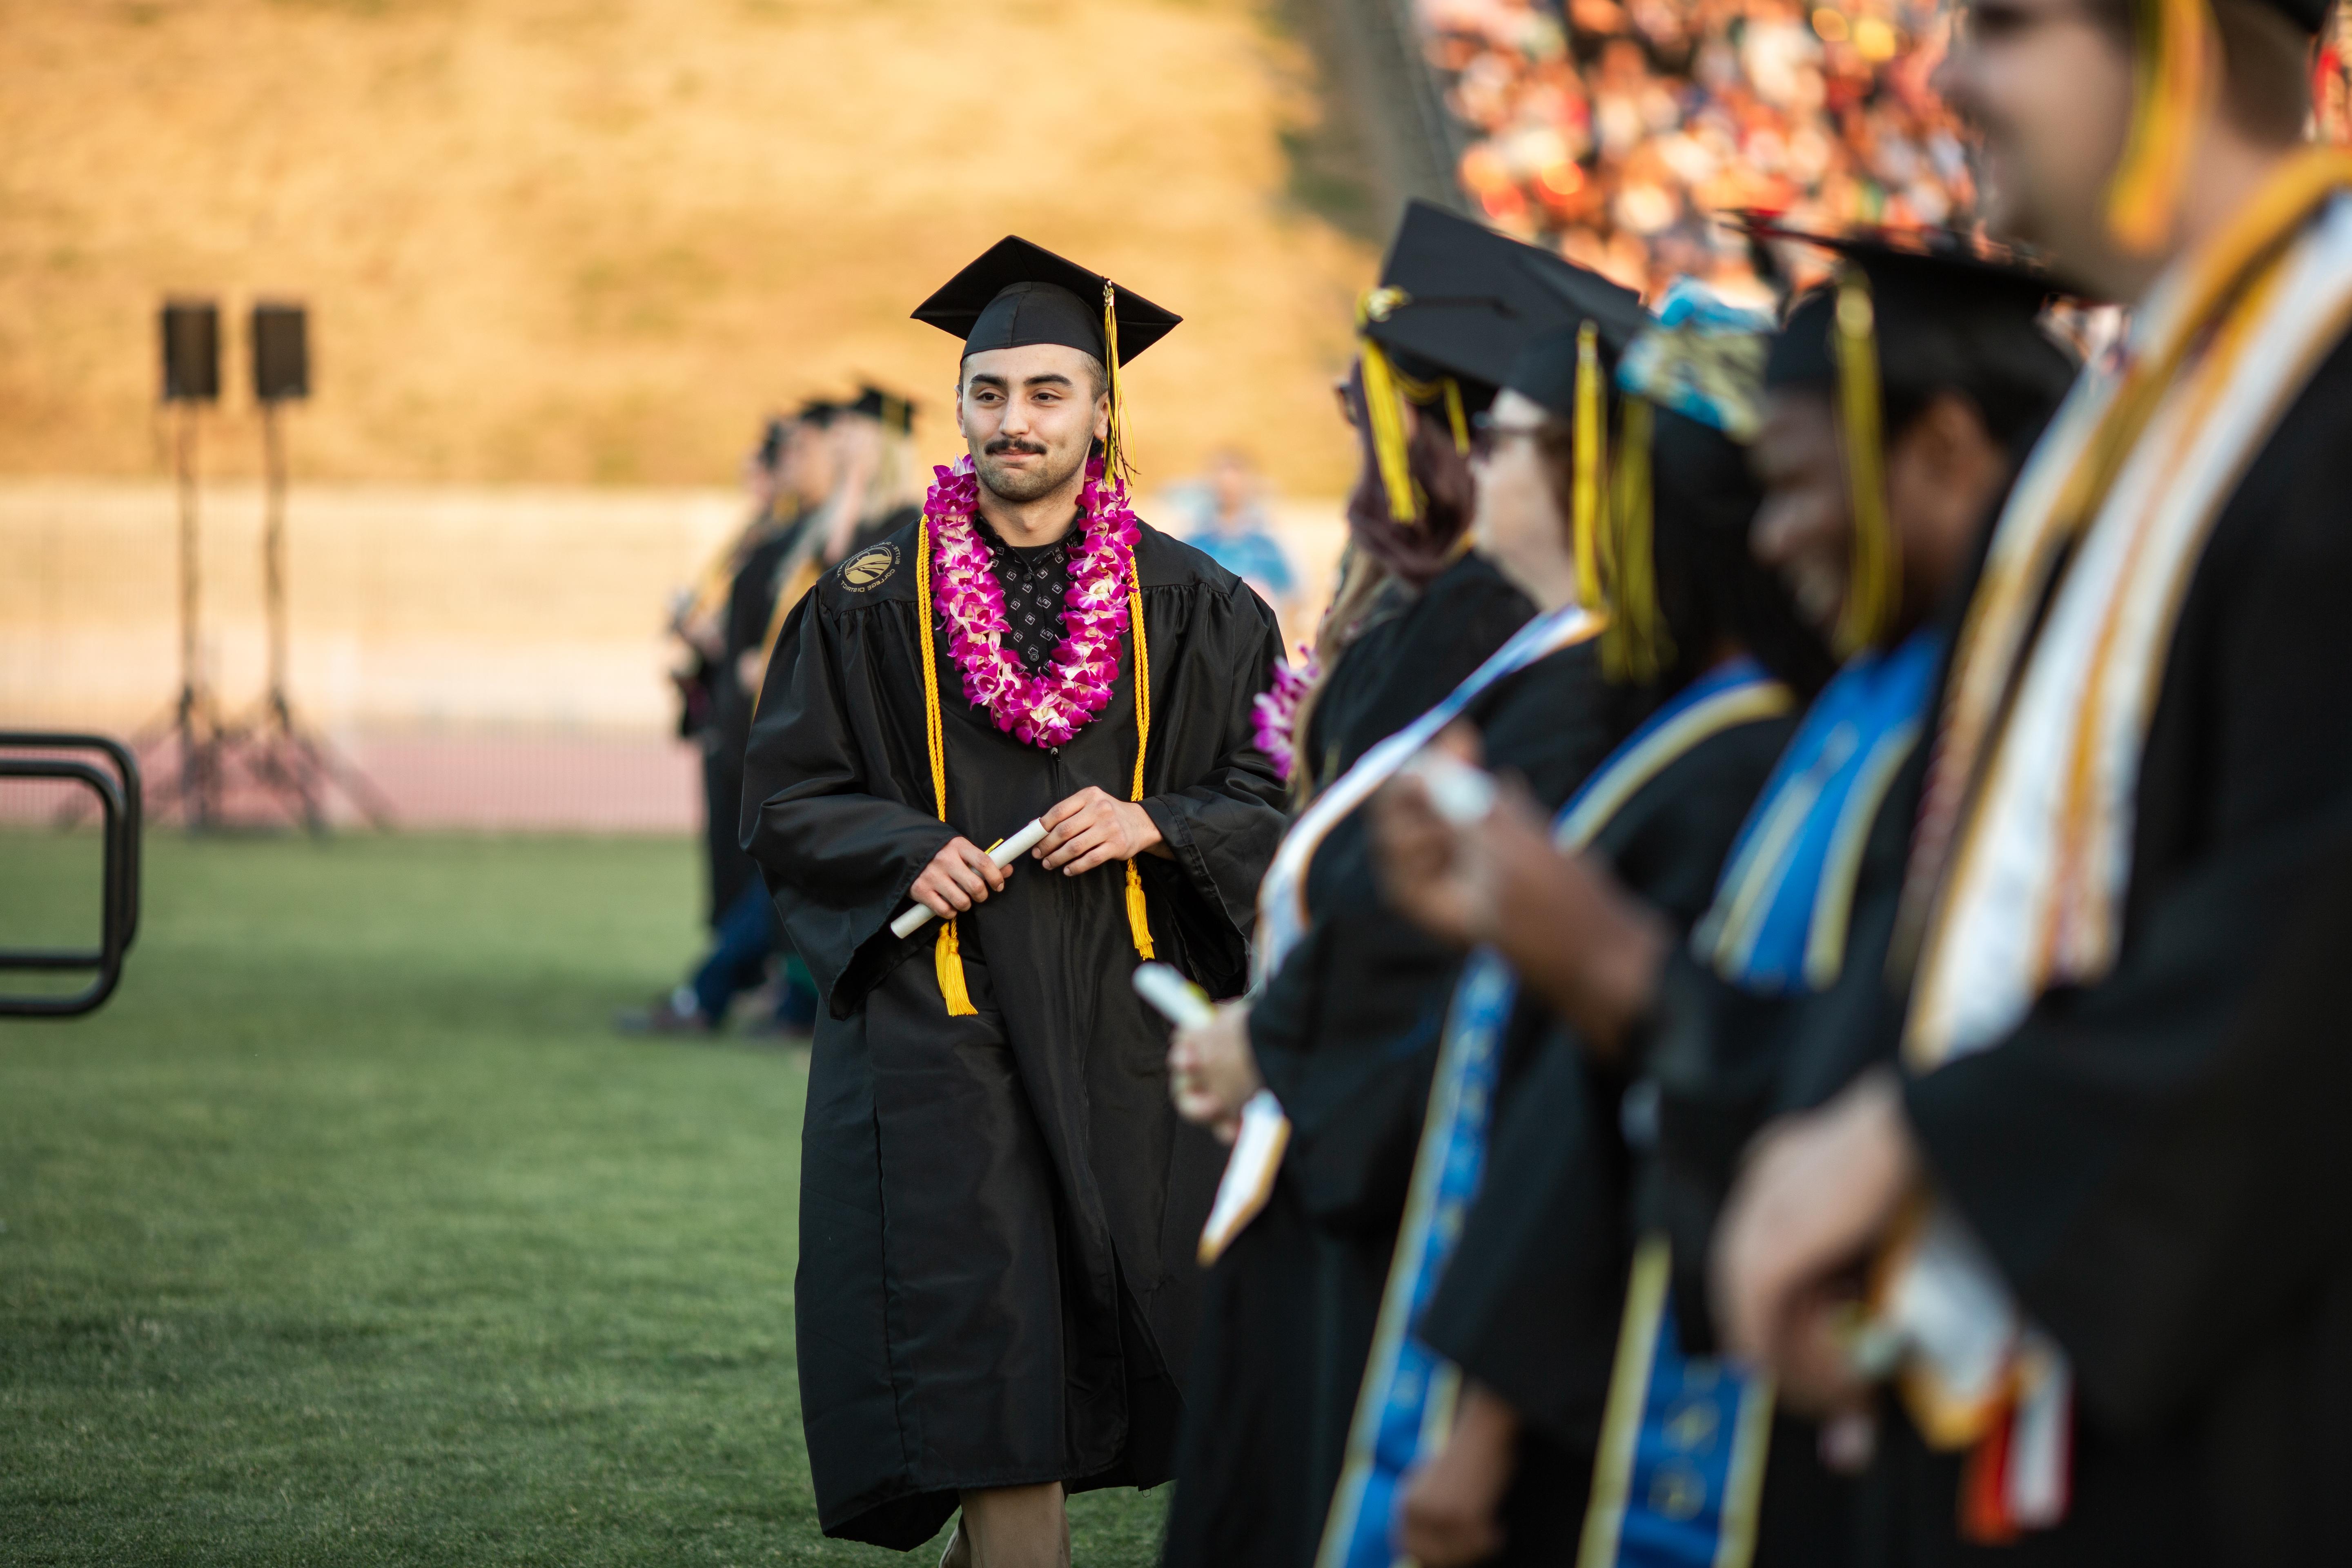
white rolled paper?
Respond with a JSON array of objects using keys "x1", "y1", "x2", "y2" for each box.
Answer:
[
  {"x1": 888, "y1": 817, "x2": 1051, "y2": 939},
  {"x1": 1131, "y1": 961, "x2": 1218, "y2": 1031}
]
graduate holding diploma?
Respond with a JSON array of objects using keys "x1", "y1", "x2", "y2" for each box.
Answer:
[{"x1": 741, "y1": 237, "x2": 1288, "y2": 1564}]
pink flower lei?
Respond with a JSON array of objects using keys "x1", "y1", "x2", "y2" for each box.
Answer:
[
  {"x1": 923, "y1": 454, "x2": 1142, "y2": 748},
  {"x1": 1251, "y1": 648, "x2": 1320, "y2": 782}
]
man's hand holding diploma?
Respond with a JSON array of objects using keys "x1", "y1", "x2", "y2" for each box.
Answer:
[
  {"x1": 911, "y1": 837, "x2": 1011, "y2": 921},
  {"x1": 1034, "y1": 785, "x2": 1172, "y2": 875}
]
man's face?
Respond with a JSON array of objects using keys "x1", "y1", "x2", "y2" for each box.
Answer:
[
  {"x1": 1940, "y1": 0, "x2": 2135, "y2": 277},
  {"x1": 1749, "y1": 389, "x2": 1853, "y2": 638},
  {"x1": 1470, "y1": 390, "x2": 1570, "y2": 601},
  {"x1": 956, "y1": 343, "x2": 1109, "y2": 504}
]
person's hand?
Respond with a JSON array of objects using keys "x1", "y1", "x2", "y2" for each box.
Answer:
[
  {"x1": 1036, "y1": 786, "x2": 1167, "y2": 874},
  {"x1": 1167, "y1": 1001, "x2": 1260, "y2": 1143},
  {"x1": 1712, "y1": 1068, "x2": 1921, "y2": 1416},
  {"x1": 910, "y1": 836, "x2": 1009, "y2": 920},
  {"x1": 1371, "y1": 724, "x2": 1496, "y2": 948},
  {"x1": 1396, "y1": 1381, "x2": 1517, "y2": 1566}
]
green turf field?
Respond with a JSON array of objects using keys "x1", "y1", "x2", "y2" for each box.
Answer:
[{"x1": 0, "y1": 832, "x2": 1168, "y2": 1566}]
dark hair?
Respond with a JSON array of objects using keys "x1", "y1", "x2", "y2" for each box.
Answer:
[
  {"x1": 1340, "y1": 359, "x2": 1478, "y2": 588},
  {"x1": 1532, "y1": 405, "x2": 1838, "y2": 715}
]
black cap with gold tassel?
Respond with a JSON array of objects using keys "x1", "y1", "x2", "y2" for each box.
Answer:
[{"x1": 911, "y1": 235, "x2": 1182, "y2": 492}]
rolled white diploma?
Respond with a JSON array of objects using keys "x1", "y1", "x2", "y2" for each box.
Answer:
[
  {"x1": 1131, "y1": 961, "x2": 1218, "y2": 1030},
  {"x1": 888, "y1": 817, "x2": 1050, "y2": 939},
  {"x1": 1400, "y1": 746, "x2": 1498, "y2": 826}
]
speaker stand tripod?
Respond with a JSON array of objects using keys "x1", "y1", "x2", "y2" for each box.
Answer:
[{"x1": 133, "y1": 402, "x2": 394, "y2": 833}]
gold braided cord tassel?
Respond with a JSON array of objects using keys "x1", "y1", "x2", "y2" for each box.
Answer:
[
  {"x1": 1441, "y1": 377, "x2": 1470, "y2": 455},
  {"x1": 1360, "y1": 335, "x2": 1420, "y2": 523},
  {"x1": 2107, "y1": 0, "x2": 2210, "y2": 254},
  {"x1": 915, "y1": 513, "x2": 978, "y2": 1016},
  {"x1": 1101, "y1": 282, "x2": 1134, "y2": 492},
  {"x1": 1602, "y1": 396, "x2": 1668, "y2": 684},
  {"x1": 1571, "y1": 321, "x2": 1607, "y2": 608},
  {"x1": 1125, "y1": 577, "x2": 1156, "y2": 960},
  {"x1": 1833, "y1": 274, "x2": 1901, "y2": 657}
]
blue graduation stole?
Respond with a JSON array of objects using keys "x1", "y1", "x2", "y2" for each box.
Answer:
[
  {"x1": 1315, "y1": 661, "x2": 1794, "y2": 1568},
  {"x1": 1579, "y1": 629, "x2": 1943, "y2": 1568}
]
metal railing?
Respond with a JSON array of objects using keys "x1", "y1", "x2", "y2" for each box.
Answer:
[{"x1": 0, "y1": 733, "x2": 142, "y2": 1018}]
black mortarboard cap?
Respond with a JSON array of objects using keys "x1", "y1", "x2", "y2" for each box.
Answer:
[
  {"x1": 910, "y1": 236, "x2": 1181, "y2": 365},
  {"x1": 797, "y1": 397, "x2": 841, "y2": 427},
  {"x1": 1365, "y1": 200, "x2": 1647, "y2": 392},
  {"x1": 1755, "y1": 224, "x2": 2067, "y2": 397},
  {"x1": 851, "y1": 384, "x2": 918, "y2": 436}
]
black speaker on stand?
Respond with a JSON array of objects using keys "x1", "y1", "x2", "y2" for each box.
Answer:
[
  {"x1": 220, "y1": 301, "x2": 394, "y2": 831},
  {"x1": 150, "y1": 298, "x2": 227, "y2": 829}
]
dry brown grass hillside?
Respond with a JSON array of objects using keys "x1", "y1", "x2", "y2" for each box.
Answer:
[{"x1": 0, "y1": 0, "x2": 1375, "y2": 492}]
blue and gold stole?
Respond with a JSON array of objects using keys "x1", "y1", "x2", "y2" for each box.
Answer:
[
  {"x1": 1315, "y1": 659, "x2": 1794, "y2": 1568},
  {"x1": 1578, "y1": 628, "x2": 1942, "y2": 1568}
]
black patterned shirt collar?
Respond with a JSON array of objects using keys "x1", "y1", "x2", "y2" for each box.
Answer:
[{"x1": 975, "y1": 516, "x2": 1079, "y2": 673}]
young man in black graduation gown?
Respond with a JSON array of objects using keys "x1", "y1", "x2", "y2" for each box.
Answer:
[
  {"x1": 1712, "y1": 0, "x2": 2352, "y2": 1559},
  {"x1": 1160, "y1": 236, "x2": 1652, "y2": 1568},
  {"x1": 1372, "y1": 243, "x2": 2076, "y2": 1566},
  {"x1": 741, "y1": 239, "x2": 1287, "y2": 1561}
]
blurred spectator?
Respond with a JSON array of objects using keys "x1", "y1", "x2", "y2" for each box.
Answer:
[
  {"x1": 1166, "y1": 449, "x2": 1297, "y2": 629},
  {"x1": 1420, "y1": 0, "x2": 1980, "y2": 296}
]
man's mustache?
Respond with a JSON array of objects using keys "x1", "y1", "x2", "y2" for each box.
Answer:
[{"x1": 985, "y1": 439, "x2": 1049, "y2": 456}]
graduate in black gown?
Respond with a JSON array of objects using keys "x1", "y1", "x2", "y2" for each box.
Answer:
[
  {"x1": 1370, "y1": 238, "x2": 2077, "y2": 1566},
  {"x1": 1161, "y1": 232, "x2": 1648, "y2": 1568},
  {"x1": 741, "y1": 238, "x2": 1287, "y2": 1559},
  {"x1": 1712, "y1": 0, "x2": 2352, "y2": 1557}
]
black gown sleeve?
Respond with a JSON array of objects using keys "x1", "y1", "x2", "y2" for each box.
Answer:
[
  {"x1": 1903, "y1": 339, "x2": 2352, "y2": 1440},
  {"x1": 738, "y1": 590, "x2": 956, "y2": 1008}
]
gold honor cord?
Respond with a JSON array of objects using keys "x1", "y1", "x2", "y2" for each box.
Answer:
[
  {"x1": 915, "y1": 516, "x2": 978, "y2": 1016},
  {"x1": 2108, "y1": 0, "x2": 2211, "y2": 254},
  {"x1": 1571, "y1": 321, "x2": 1608, "y2": 608},
  {"x1": 1833, "y1": 274, "x2": 1901, "y2": 657},
  {"x1": 1602, "y1": 395, "x2": 1668, "y2": 684},
  {"x1": 1125, "y1": 575, "x2": 1156, "y2": 960}
]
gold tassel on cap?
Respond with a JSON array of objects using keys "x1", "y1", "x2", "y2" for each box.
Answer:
[
  {"x1": 1833, "y1": 272, "x2": 1901, "y2": 657},
  {"x1": 1571, "y1": 321, "x2": 1608, "y2": 608},
  {"x1": 1357, "y1": 287, "x2": 1421, "y2": 523},
  {"x1": 1602, "y1": 395, "x2": 1669, "y2": 684},
  {"x1": 2107, "y1": 0, "x2": 2211, "y2": 254},
  {"x1": 1101, "y1": 281, "x2": 1135, "y2": 491}
]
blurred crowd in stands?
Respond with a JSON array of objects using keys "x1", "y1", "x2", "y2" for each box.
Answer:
[{"x1": 1420, "y1": 0, "x2": 2352, "y2": 297}]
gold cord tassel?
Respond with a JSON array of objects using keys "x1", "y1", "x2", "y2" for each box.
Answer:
[
  {"x1": 1125, "y1": 577, "x2": 1156, "y2": 960},
  {"x1": 2108, "y1": 0, "x2": 2210, "y2": 254},
  {"x1": 915, "y1": 512, "x2": 978, "y2": 1016},
  {"x1": 1101, "y1": 282, "x2": 1134, "y2": 492},
  {"x1": 1602, "y1": 396, "x2": 1668, "y2": 684},
  {"x1": 1357, "y1": 288, "x2": 1420, "y2": 523},
  {"x1": 1572, "y1": 321, "x2": 1607, "y2": 607},
  {"x1": 1442, "y1": 377, "x2": 1470, "y2": 455},
  {"x1": 1833, "y1": 274, "x2": 1901, "y2": 657}
]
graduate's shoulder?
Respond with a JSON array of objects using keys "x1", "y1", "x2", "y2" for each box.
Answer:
[{"x1": 808, "y1": 515, "x2": 927, "y2": 613}]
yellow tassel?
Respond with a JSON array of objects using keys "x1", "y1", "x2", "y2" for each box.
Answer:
[
  {"x1": 1125, "y1": 577, "x2": 1156, "y2": 960},
  {"x1": 914, "y1": 511, "x2": 980, "y2": 1011},
  {"x1": 935, "y1": 919, "x2": 977, "y2": 1017},
  {"x1": 2107, "y1": 0, "x2": 2210, "y2": 255},
  {"x1": 1101, "y1": 282, "x2": 1133, "y2": 491},
  {"x1": 1442, "y1": 377, "x2": 1470, "y2": 455},
  {"x1": 1572, "y1": 321, "x2": 1607, "y2": 608},
  {"x1": 1357, "y1": 288, "x2": 1421, "y2": 523},
  {"x1": 1832, "y1": 274, "x2": 1902, "y2": 657},
  {"x1": 1602, "y1": 396, "x2": 1668, "y2": 684}
]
